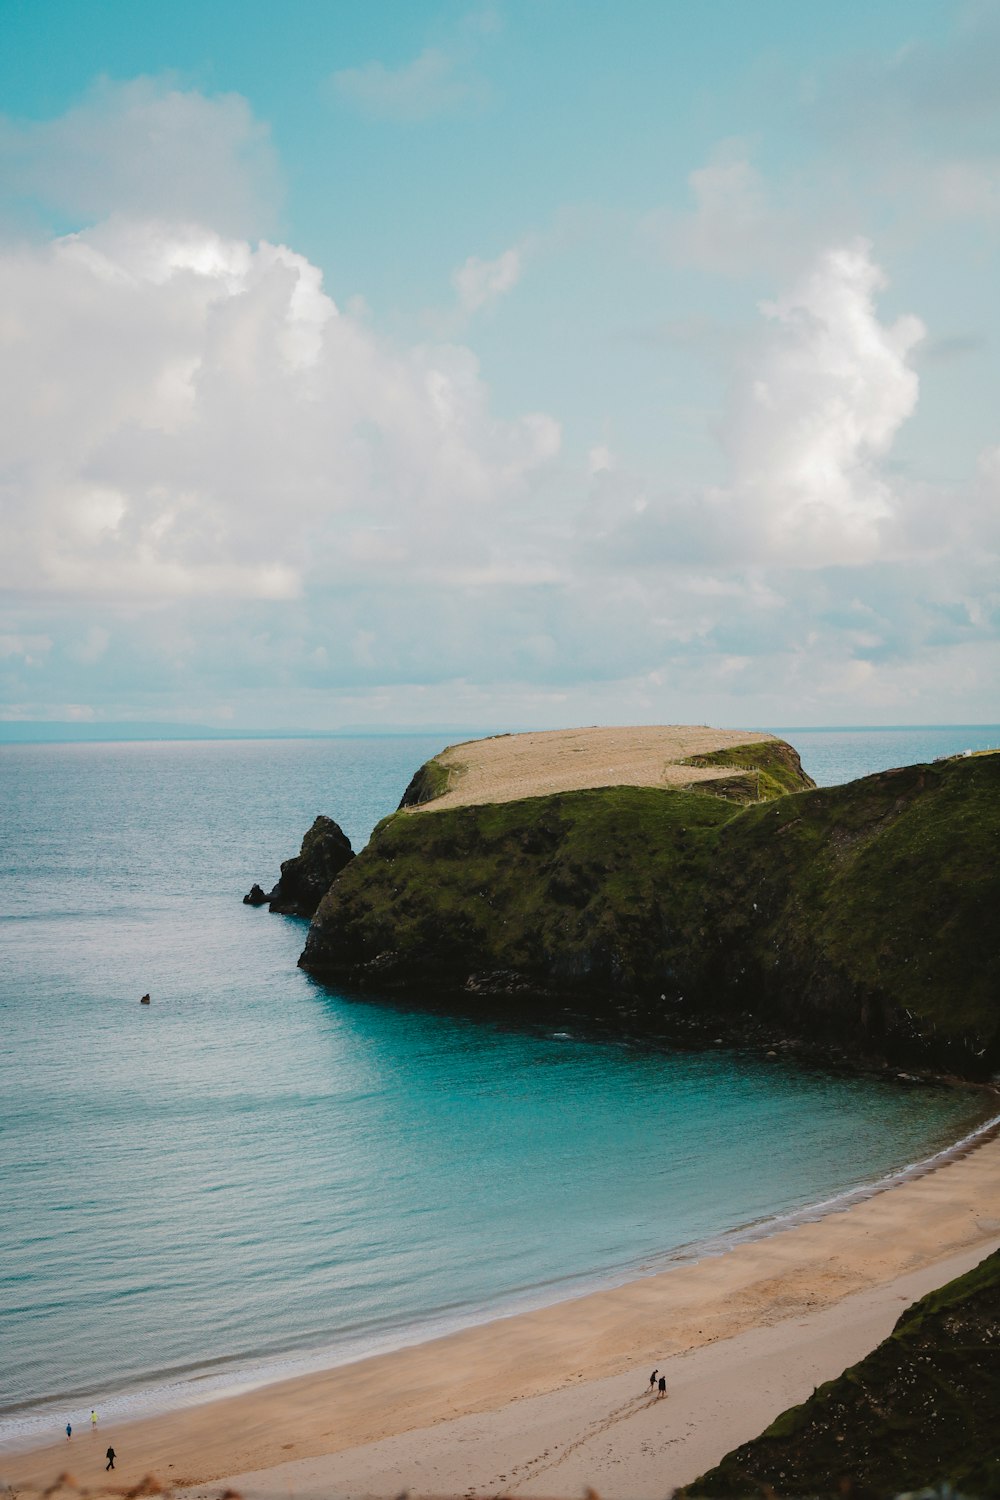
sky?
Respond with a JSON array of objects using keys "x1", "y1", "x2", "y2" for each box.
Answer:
[{"x1": 1, "y1": 0, "x2": 999, "y2": 731}]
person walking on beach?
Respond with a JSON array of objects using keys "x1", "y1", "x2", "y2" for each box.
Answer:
[
  {"x1": 91, "y1": 1410, "x2": 98, "y2": 1432},
  {"x1": 106, "y1": 1447, "x2": 116, "y2": 1471},
  {"x1": 657, "y1": 1375, "x2": 667, "y2": 1399},
  {"x1": 649, "y1": 1368, "x2": 658, "y2": 1391},
  {"x1": 65, "y1": 1422, "x2": 72, "y2": 1440}
]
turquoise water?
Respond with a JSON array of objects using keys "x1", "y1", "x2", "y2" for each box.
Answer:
[{"x1": 0, "y1": 731, "x2": 995, "y2": 1444}]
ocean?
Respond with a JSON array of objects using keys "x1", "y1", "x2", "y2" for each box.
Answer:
[{"x1": 1, "y1": 726, "x2": 997, "y2": 1445}]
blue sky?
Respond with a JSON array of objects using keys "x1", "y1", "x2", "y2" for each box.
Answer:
[{"x1": 1, "y1": 1, "x2": 998, "y2": 729}]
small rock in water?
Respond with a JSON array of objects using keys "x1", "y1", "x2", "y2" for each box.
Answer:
[{"x1": 140, "y1": 993, "x2": 151, "y2": 1005}]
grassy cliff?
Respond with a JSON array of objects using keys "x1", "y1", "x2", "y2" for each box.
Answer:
[
  {"x1": 300, "y1": 752, "x2": 1000, "y2": 1076},
  {"x1": 676, "y1": 739, "x2": 816, "y2": 802},
  {"x1": 679, "y1": 1247, "x2": 1000, "y2": 1498}
]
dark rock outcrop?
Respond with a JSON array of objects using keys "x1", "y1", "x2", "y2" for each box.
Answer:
[
  {"x1": 679, "y1": 1247, "x2": 1000, "y2": 1497},
  {"x1": 246, "y1": 815, "x2": 354, "y2": 919}
]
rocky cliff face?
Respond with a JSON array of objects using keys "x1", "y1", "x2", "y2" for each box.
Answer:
[
  {"x1": 298, "y1": 753, "x2": 1000, "y2": 1077},
  {"x1": 245, "y1": 814, "x2": 354, "y2": 918},
  {"x1": 680, "y1": 1247, "x2": 1000, "y2": 1497}
]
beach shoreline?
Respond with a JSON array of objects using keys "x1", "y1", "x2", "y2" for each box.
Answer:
[
  {"x1": 6, "y1": 1122, "x2": 1000, "y2": 1499},
  {"x1": 3, "y1": 1099, "x2": 996, "y2": 1454}
]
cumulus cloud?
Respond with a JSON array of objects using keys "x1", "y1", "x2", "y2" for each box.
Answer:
[
  {"x1": 0, "y1": 77, "x2": 279, "y2": 237},
  {"x1": 1, "y1": 73, "x2": 996, "y2": 727},
  {"x1": 0, "y1": 218, "x2": 560, "y2": 604},
  {"x1": 584, "y1": 242, "x2": 926, "y2": 571},
  {"x1": 722, "y1": 240, "x2": 925, "y2": 563}
]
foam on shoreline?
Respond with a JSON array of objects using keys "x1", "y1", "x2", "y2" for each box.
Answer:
[{"x1": 4, "y1": 1102, "x2": 997, "y2": 1456}]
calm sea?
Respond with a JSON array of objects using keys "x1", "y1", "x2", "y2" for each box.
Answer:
[{"x1": 1, "y1": 727, "x2": 997, "y2": 1445}]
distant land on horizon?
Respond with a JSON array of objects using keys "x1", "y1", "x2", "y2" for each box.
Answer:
[{"x1": 1, "y1": 720, "x2": 999, "y2": 745}]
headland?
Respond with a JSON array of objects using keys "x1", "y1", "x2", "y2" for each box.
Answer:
[{"x1": 300, "y1": 725, "x2": 1000, "y2": 1080}]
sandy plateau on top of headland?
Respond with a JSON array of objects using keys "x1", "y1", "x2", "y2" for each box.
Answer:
[{"x1": 415, "y1": 724, "x2": 778, "y2": 811}]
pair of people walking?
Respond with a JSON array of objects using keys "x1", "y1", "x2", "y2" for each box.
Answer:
[{"x1": 648, "y1": 1368, "x2": 667, "y2": 1398}]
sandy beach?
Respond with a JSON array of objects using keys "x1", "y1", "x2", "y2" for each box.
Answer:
[{"x1": 7, "y1": 1124, "x2": 999, "y2": 1500}]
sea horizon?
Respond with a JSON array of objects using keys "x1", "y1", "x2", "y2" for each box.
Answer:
[{"x1": 2, "y1": 719, "x2": 999, "y2": 746}]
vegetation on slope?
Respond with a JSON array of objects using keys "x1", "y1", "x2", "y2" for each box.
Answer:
[
  {"x1": 300, "y1": 752, "x2": 1000, "y2": 1076},
  {"x1": 678, "y1": 740, "x2": 816, "y2": 802},
  {"x1": 397, "y1": 755, "x2": 458, "y2": 807},
  {"x1": 705, "y1": 755, "x2": 1000, "y2": 1070},
  {"x1": 303, "y1": 783, "x2": 733, "y2": 996},
  {"x1": 679, "y1": 1247, "x2": 1000, "y2": 1498}
]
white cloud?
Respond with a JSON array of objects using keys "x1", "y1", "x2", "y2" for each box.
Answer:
[
  {"x1": 0, "y1": 77, "x2": 279, "y2": 237},
  {"x1": 927, "y1": 159, "x2": 1000, "y2": 219},
  {"x1": 644, "y1": 139, "x2": 829, "y2": 279},
  {"x1": 0, "y1": 633, "x2": 52, "y2": 665},
  {"x1": 579, "y1": 243, "x2": 926, "y2": 571},
  {"x1": 669, "y1": 142, "x2": 773, "y2": 275},
  {"x1": 452, "y1": 246, "x2": 522, "y2": 313},
  {"x1": 330, "y1": 47, "x2": 487, "y2": 122},
  {"x1": 722, "y1": 240, "x2": 925, "y2": 563},
  {"x1": 0, "y1": 218, "x2": 561, "y2": 604},
  {"x1": 1, "y1": 73, "x2": 996, "y2": 726}
]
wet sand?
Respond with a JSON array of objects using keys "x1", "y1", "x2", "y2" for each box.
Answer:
[{"x1": 7, "y1": 1129, "x2": 999, "y2": 1500}]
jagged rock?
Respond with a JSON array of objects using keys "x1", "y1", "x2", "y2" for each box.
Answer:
[
  {"x1": 465, "y1": 969, "x2": 537, "y2": 995},
  {"x1": 243, "y1": 883, "x2": 272, "y2": 906},
  {"x1": 266, "y1": 815, "x2": 354, "y2": 918}
]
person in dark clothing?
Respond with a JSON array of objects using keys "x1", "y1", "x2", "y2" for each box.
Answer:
[
  {"x1": 106, "y1": 1447, "x2": 116, "y2": 1471},
  {"x1": 648, "y1": 1368, "x2": 658, "y2": 1390},
  {"x1": 657, "y1": 1375, "x2": 667, "y2": 1398}
]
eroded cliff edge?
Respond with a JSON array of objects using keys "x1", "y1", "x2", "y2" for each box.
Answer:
[
  {"x1": 297, "y1": 740, "x2": 999, "y2": 1078},
  {"x1": 680, "y1": 1246, "x2": 1000, "y2": 1497}
]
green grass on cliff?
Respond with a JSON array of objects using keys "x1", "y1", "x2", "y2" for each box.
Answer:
[
  {"x1": 305, "y1": 784, "x2": 733, "y2": 993},
  {"x1": 680, "y1": 739, "x2": 815, "y2": 802},
  {"x1": 711, "y1": 754, "x2": 1000, "y2": 1056},
  {"x1": 396, "y1": 755, "x2": 456, "y2": 807},
  {"x1": 680, "y1": 1247, "x2": 1000, "y2": 1498},
  {"x1": 302, "y1": 751, "x2": 1000, "y2": 1073}
]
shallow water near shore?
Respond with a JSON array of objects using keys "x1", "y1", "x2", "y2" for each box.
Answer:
[{"x1": 1, "y1": 729, "x2": 996, "y2": 1446}]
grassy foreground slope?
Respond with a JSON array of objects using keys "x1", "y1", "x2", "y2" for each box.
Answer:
[
  {"x1": 300, "y1": 751, "x2": 1000, "y2": 1076},
  {"x1": 679, "y1": 1247, "x2": 1000, "y2": 1498}
]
